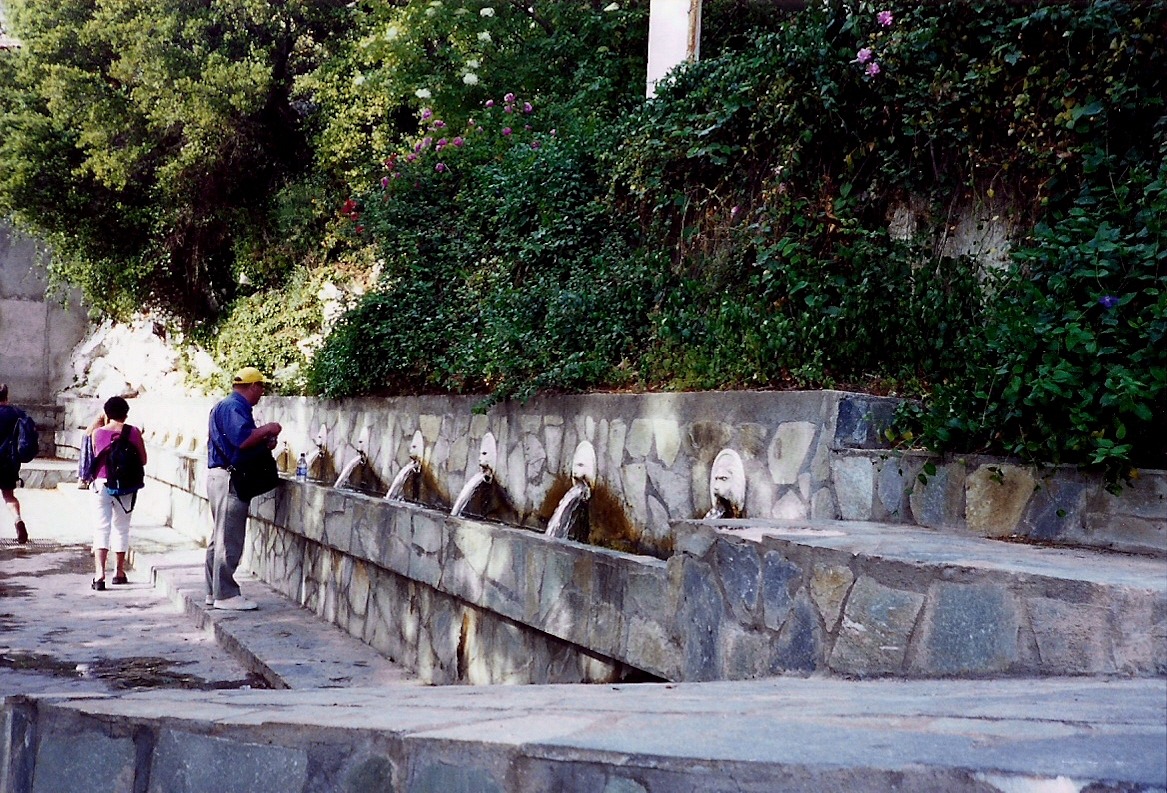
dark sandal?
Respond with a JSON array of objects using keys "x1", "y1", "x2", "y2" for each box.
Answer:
[
  {"x1": 111, "y1": 575, "x2": 128, "y2": 585},
  {"x1": 91, "y1": 578, "x2": 106, "y2": 591}
]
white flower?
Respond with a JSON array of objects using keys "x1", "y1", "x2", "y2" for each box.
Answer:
[
  {"x1": 480, "y1": 6, "x2": 495, "y2": 16},
  {"x1": 353, "y1": 74, "x2": 366, "y2": 86},
  {"x1": 467, "y1": 58, "x2": 480, "y2": 69},
  {"x1": 385, "y1": 25, "x2": 400, "y2": 40},
  {"x1": 463, "y1": 72, "x2": 479, "y2": 85},
  {"x1": 477, "y1": 31, "x2": 492, "y2": 42},
  {"x1": 603, "y1": 2, "x2": 619, "y2": 10},
  {"x1": 415, "y1": 88, "x2": 432, "y2": 99}
]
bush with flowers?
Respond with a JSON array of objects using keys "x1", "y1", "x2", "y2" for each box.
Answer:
[
  {"x1": 600, "y1": 0, "x2": 1165, "y2": 483},
  {"x1": 310, "y1": 93, "x2": 663, "y2": 400}
]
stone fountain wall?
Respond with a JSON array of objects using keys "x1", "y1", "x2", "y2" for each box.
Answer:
[
  {"x1": 64, "y1": 390, "x2": 895, "y2": 553},
  {"x1": 831, "y1": 449, "x2": 1165, "y2": 556},
  {"x1": 141, "y1": 440, "x2": 1165, "y2": 684},
  {"x1": 123, "y1": 390, "x2": 1164, "y2": 684}
]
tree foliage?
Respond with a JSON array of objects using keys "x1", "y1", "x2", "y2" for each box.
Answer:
[{"x1": 0, "y1": 0, "x2": 349, "y2": 325}]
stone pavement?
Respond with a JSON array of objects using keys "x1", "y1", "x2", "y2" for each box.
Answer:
[{"x1": 2, "y1": 487, "x2": 1166, "y2": 792}]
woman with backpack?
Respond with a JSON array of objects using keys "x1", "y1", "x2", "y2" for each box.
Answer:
[{"x1": 89, "y1": 396, "x2": 147, "y2": 591}]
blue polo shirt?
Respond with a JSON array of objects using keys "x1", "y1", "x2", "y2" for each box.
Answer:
[{"x1": 207, "y1": 391, "x2": 256, "y2": 469}]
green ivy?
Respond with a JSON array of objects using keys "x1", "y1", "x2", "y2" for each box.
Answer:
[{"x1": 899, "y1": 156, "x2": 1167, "y2": 483}]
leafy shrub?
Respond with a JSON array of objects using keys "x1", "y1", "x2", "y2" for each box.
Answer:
[
  {"x1": 209, "y1": 267, "x2": 340, "y2": 395},
  {"x1": 310, "y1": 94, "x2": 662, "y2": 400},
  {"x1": 900, "y1": 157, "x2": 1167, "y2": 482}
]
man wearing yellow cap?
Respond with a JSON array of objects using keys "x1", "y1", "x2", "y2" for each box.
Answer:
[{"x1": 204, "y1": 367, "x2": 282, "y2": 610}]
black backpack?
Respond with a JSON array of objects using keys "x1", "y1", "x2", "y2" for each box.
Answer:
[
  {"x1": 0, "y1": 410, "x2": 38, "y2": 466},
  {"x1": 89, "y1": 426, "x2": 145, "y2": 512}
]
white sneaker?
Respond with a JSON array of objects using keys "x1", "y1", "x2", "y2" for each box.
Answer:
[
  {"x1": 212, "y1": 596, "x2": 258, "y2": 611},
  {"x1": 204, "y1": 594, "x2": 215, "y2": 606}
]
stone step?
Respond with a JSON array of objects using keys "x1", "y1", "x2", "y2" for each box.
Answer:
[
  {"x1": 149, "y1": 557, "x2": 416, "y2": 690},
  {"x1": 10, "y1": 459, "x2": 78, "y2": 490},
  {"x1": 671, "y1": 517, "x2": 1166, "y2": 679}
]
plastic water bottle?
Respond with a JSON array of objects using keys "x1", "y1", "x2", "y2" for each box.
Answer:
[{"x1": 295, "y1": 453, "x2": 308, "y2": 483}]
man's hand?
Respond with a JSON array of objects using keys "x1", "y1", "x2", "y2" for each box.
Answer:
[{"x1": 262, "y1": 422, "x2": 282, "y2": 450}]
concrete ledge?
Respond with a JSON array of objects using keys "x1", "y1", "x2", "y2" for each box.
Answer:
[
  {"x1": 3, "y1": 677, "x2": 1164, "y2": 793},
  {"x1": 139, "y1": 439, "x2": 1167, "y2": 683}
]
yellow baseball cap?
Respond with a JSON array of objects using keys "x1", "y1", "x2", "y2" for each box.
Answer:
[{"x1": 232, "y1": 366, "x2": 271, "y2": 385}]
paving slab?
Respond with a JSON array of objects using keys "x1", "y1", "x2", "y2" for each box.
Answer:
[
  {"x1": 1, "y1": 488, "x2": 410, "y2": 695},
  {"x1": 0, "y1": 493, "x2": 259, "y2": 697}
]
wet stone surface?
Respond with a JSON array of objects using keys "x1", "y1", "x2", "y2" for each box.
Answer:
[{"x1": 1, "y1": 538, "x2": 264, "y2": 695}]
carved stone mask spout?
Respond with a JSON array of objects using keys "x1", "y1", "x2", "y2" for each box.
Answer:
[
  {"x1": 477, "y1": 432, "x2": 497, "y2": 483},
  {"x1": 570, "y1": 441, "x2": 597, "y2": 488},
  {"x1": 707, "y1": 449, "x2": 745, "y2": 519}
]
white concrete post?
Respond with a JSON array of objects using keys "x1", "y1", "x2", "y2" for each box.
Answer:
[{"x1": 646, "y1": 0, "x2": 702, "y2": 98}]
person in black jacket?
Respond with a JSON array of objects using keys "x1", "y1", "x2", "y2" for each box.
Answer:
[{"x1": 0, "y1": 384, "x2": 28, "y2": 544}]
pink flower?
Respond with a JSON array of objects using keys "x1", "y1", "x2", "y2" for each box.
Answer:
[
  {"x1": 504, "y1": 104, "x2": 513, "y2": 113},
  {"x1": 856, "y1": 47, "x2": 873, "y2": 64},
  {"x1": 435, "y1": 138, "x2": 448, "y2": 151},
  {"x1": 550, "y1": 129, "x2": 557, "y2": 136},
  {"x1": 422, "y1": 136, "x2": 432, "y2": 148},
  {"x1": 485, "y1": 99, "x2": 495, "y2": 108},
  {"x1": 421, "y1": 108, "x2": 433, "y2": 120},
  {"x1": 433, "y1": 119, "x2": 446, "y2": 129},
  {"x1": 406, "y1": 153, "x2": 418, "y2": 162},
  {"x1": 504, "y1": 92, "x2": 515, "y2": 103},
  {"x1": 866, "y1": 61, "x2": 881, "y2": 76},
  {"x1": 877, "y1": 10, "x2": 893, "y2": 26},
  {"x1": 452, "y1": 136, "x2": 465, "y2": 147},
  {"x1": 531, "y1": 140, "x2": 541, "y2": 149},
  {"x1": 381, "y1": 176, "x2": 390, "y2": 188},
  {"x1": 502, "y1": 127, "x2": 512, "y2": 136},
  {"x1": 435, "y1": 162, "x2": 447, "y2": 173},
  {"x1": 523, "y1": 102, "x2": 533, "y2": 114}
]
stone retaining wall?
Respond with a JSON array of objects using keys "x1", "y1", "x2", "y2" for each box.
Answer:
[
  {"x1": 0, "y1": 221, "x2": 89, "y2": 406},
  {"x1": 670, "y1": 522, "x2": 1165, "y2": 680},
  {"x1": 832, "y1": 449, "x2": 1166, "y2": 556}
]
